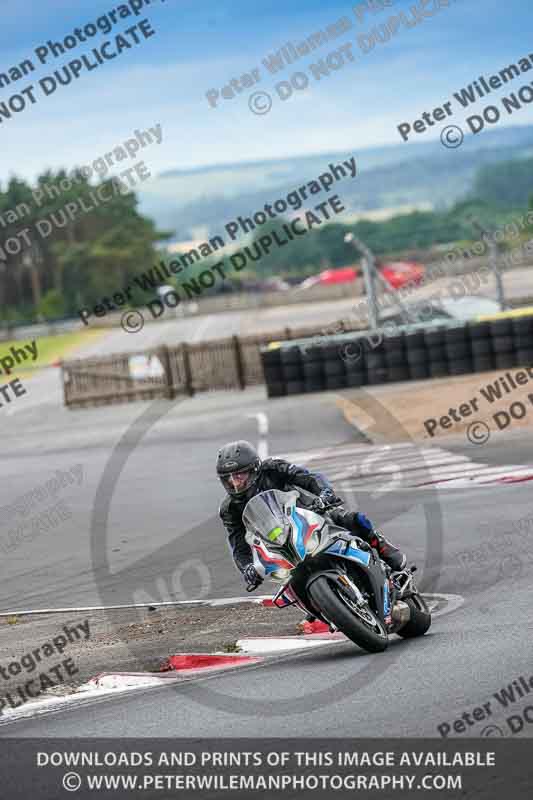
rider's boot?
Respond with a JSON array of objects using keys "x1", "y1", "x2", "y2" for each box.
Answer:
[
  {"x1": 336, "y1": 511, "x2": 408, "y2": 573},
  {"x1": 368, "y1": 530, "x2": 407, "y2": 573}
]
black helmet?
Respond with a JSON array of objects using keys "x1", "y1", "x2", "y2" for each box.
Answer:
[{"x1": 216, "y1": 440, "x2": 261, "y2": 497}]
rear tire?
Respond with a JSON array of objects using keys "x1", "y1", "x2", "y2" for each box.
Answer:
[
  {"x1": 308, "y1": 576, "x2": 388, "y2": 653},
  {"x1": 396, "y1": 596, "x2": 431, "y2": 639}
]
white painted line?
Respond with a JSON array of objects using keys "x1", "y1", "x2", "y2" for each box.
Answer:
[
  {"x1": 313, "y1": 447, "x2": 458, "y2": 466},
  {"x1": 248, "y1": 411, "x2": 269, "y2": 459},
  {"x1": 89, "y1": 673, "x2": 181, "y2": 690},
  {"x1": 285, "y1": 440, "x2": 533, "y2": 492},
  {"x1": 237, "y1": 636, "x2": 345, "y2": 654},
  {"x1": 329, "y1": 456, "x2": 471, "y2": 482},
  {"x1": 256, "y1": 412, "x2": 269, "y2": 437},
  {"x1": 207, "y1": 595, "x2": 271, "y2": 607},
  {"x1": 412, "y1": 462, "x2": 489, "y2": 478},
  {"x1": 282, "y1": 442, "x2": 421, "y2": 462},
  {"x1": 325, "y1": 451, "x2": 465, "y2": 469},
  {"x1": 410, "y1": 465, "x2": 532, "y2": 487},
  {"x1": 0, "y1": 600, "x2": 205, "y2": 617},
  {"x1": 340, "y1": 461, "x2": 483, "y2": 488},
  {"x1": 0, "y1": 595, "x2": 273, "y2": 618}
]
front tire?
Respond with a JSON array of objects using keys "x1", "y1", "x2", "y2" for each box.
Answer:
[{"x1": 308, "y1": 576, "x2": 388, "y2": 653}]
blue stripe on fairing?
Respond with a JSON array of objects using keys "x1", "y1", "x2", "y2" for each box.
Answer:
[
  {"x1": 345, "y1": 544, "x2": 371, "y2": 566},
  {"x1": 383, "y1": 579, "x2": 390, "y2": 615},
  {"x1": 290, "y1": 508, "x2": 306, "y2": 559},
  {"x1": 326, "y1": 541, "x2": 371, "y2": 566}
]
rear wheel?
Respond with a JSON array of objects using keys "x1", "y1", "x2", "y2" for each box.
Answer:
[
  {"x1": 308, "y1": 576, "x2": 388, "y2": 653},
  {"x1": 396, "y1": 596, "x2": 431, "y2": 639}
]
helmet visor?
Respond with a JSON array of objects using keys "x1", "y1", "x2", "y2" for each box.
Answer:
[{"x1": 220, "y1": 468, "x2": 258, "y2": 495}]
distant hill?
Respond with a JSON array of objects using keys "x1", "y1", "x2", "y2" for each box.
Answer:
[{"x1": 137, "y1": 125, "x2": 533, "y2": 240}]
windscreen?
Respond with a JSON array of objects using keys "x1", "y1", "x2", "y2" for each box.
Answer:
[{"x1": 242, "y1": 489, "x2": 295, "y2": 543}]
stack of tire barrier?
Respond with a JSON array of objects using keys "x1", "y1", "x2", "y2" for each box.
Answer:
[{"x1": 261, "y1": 315, "x2": 533, "y2": 397}]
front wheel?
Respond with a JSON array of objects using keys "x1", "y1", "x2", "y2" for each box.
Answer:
[{"x1": 308, "y1": 576, "x2": 388, "y2": 653}]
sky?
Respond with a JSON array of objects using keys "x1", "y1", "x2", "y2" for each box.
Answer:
[{"x1": 0, "y1": 0, "x2": 532, "y2": 183}]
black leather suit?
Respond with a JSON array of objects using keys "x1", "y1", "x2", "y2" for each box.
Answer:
[{"x1": 219, "y1": 458, "x2": 370, "y2": 574}]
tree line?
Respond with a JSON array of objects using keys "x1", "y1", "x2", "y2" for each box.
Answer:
[
  {"x1": 1, "y1": 156, "x2": 532, "y2": 323},
  {"x1": 0, "y1": 170, "x2": 170, "y2": 324}
]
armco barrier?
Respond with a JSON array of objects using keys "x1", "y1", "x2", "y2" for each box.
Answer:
[{"x1": 261, "y1": 315, "x2": 533, "y2": 397}]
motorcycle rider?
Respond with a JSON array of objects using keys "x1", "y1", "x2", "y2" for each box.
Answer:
[{"x1": 217, "y1": 440, "x2": 407, "y2": 591}]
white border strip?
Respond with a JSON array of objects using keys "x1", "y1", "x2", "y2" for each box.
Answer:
[{"x1": 0, "y1": 595, "x2": 273, "y2": 618}]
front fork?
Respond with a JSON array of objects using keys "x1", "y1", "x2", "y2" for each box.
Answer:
[{"x1": 273, "y1": 569, "x2": 355, "y2": 627}]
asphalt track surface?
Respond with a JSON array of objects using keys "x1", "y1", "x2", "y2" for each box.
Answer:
[{"x1": 1, "y1": 362, "x2": 533, "y2": 738}]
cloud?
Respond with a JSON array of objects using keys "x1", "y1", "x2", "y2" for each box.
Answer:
[{"x1": 0, "y1": 0, "x2": 531, "y2": 182}]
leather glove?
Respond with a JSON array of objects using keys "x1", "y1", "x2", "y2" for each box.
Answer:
[
  {"x1": 310, "y1": 496, "x2": 325, "y2": 513},
  {"x1": 310, "y1": 490, "x2": 340, "y2": 513},
  {"x1": 243, "y1": 564, "x2": 263, "y2": 592},
  {"x1": 319, "y1": 489, "x2": 342, "y2": 508}
]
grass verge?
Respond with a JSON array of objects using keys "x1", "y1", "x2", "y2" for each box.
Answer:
[{"x1": 0, "y1": 329, "x2": 105, "y2": 371}]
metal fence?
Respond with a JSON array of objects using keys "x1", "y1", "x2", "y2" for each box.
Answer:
[{"x1": 61, "y1": 322, "x2": 364, "y2": 409}]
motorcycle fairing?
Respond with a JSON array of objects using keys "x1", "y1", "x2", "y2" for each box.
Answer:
[
  {"x1": 324, "y1": 539, "x2": 371, "y2": 566},
  {"x1": 253, "y1": 541, "x2": 294, "y2": 575},
  {"x1": 245, "y1": 490, "x2": 392, "y2": 624},
  {"x1": 246, "y1": 490, "x2": 324, "y2": 578},
  {"x1": 290, "y1": 507, "x2": 319, "y2": 559}
]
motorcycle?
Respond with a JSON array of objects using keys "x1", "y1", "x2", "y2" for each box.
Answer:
[{"x1": 243, "y1": 488, "x2": 431, "y2": 653}]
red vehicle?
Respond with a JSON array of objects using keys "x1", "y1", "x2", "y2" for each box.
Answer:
[
  {"x1": 299, "y1": 261, "x2": 424, "y2": 291},
  {"x1": 318, "y1": 266, "x2": 358, "y2": 284},
  {"x1": 379, "y1": 261, "x2": 425, "y2": 289},
  {"x1": 298, "y1": 266, "x2": 358, "y2": 289}
]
